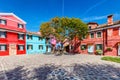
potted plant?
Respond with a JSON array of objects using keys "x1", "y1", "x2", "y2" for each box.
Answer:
[
  {"x1": 96, "y1": 50, "x2": 103, "y2": 55},
  {"x1": 81, "y1": 46, "x2": 86, "y2": 50},
  {"x1": 106, "y1": 47, "x2": 112, "y2": 51}
]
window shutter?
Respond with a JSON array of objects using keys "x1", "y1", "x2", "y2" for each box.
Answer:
[
  {"x1": 32, "y1": 45, "x2": 33, "y2": 50},
  {"x1": 5, "y1": 45, "x2": 7, "y2": 50}
]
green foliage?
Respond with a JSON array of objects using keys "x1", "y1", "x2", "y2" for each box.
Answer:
[
  {"x1": 96, "y1": 50, "x2": 103, "y2": 55},
  {"x1": 101, "y1": 57, "x2": 120, "y2": 63},
  {"x1": 81, "y1": 45, "x2": 86, "y2": 50},
  {"x1": 106, "y1": 47, "x2": 112, "y2": 51},
  {"x1": 40, "y1": 17, "x2": 88, "y2": 41},
  {"x1": 40, "y1": 22, "x2": 55, "y2": 38}
]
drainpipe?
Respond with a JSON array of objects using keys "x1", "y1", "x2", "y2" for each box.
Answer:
[{"x1": 103, "y1": 29, "x2": 105, "y2": 55}]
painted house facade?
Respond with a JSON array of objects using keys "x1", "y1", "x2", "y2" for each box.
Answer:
[
  {"x1": 26, "y1": 31, "x2": 47, "y2": 54},
  {"x1": 77, "y1": 15, "x2": 120, "y2": 56},
  {"x1": 0, "y1": 13, "x2": 26, "y2": 56}
]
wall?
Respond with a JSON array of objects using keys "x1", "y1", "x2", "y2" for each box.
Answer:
[
  {"x1": 0, "y1": 14, "x2": 26, "y2": 56},
  {"x1": 26, "y1": 34, "x2": 46, "y2": 54}
]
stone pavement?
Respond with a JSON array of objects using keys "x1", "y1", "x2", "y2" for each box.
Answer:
[{"x1": 0, "y1": 54, "x2": 120, "y2": 80}]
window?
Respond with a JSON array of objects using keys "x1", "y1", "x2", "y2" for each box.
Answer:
[
  {"x1": 0, "y1": 19, "x2": 6, "y2": 25},
  {"x1": 0, "y1": 31, "x2": 6, "y2": 38},
  {"x1": 82, "y1": 36, "x2": 86, "y2": 39},
  {"x1": 97, "y1": 32, "x2": 102, "y2": 38},
  {"x1": 90, "y1": 33, "x2": 94, "y2": 38},
  {"x1": 89, "y1": 26, "x2": 91, "y2": 30},
  {"x1": 27, "y1": 35, "x2": 32, "y2": 40},
  {"x1": 39, "y1": 37, "x2": 43, "y2": 41},
  {"x1": 18, "y1": 34, "x2": 24, "y2": 40},
  {"x1": 39, "y1": 45, "x2": 43, "y2": 50},
  {"x1": 0, "y1": 44, "x2": 7, "y2": 51},
  {"x1": 27, "y1": 45, "x2": 33, "y2": 50},
  {"x1": 81, "y1": 45, "x2": 87, "y2": 50},
  {"x1": 18, "y1": 45, "x2": 24, "y2": 50},
  {"x1": 96, "y1": 44, "x2": 102, "y2": 50},
  {"x1": 18, "y1": 24, "x2": 24, "y2": 29}
]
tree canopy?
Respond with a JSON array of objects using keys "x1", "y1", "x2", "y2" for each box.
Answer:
[{"x1": 40, "y1": 17, "x2": 88, "y2": 41}]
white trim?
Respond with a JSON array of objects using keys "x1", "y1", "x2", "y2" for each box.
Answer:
[
  {"x1": 0, "y1": 13, "x2": 26, "y2": 24},
  {"x1": 18, "y1": 44, "x2": 24, "y2": 45},
  {"x1": 0, "y1": 29, "x2": 6, "y2": 32},
  {"x1": 89, "y1": 24, "x2": 120, "y2": 32},
  {"x1": 0, "y1": 28, "x2": 25, "y2": 34},
  {"x1": 96, "y1": 31, "x2": 102, "y2": 38},
  {"x1": 119, "y1": 27, "x2": 120, "y2": 36}
]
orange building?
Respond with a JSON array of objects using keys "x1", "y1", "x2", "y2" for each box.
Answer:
[{"x1": 74, "y1": 15, "x2": 120, "y2": 56}]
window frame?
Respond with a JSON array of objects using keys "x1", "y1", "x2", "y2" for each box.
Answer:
[
  {"x1": 0, "y1": 31, "x2": 7, "y2": 38},
  {"x1": 96, "y1": 31, "x2": 102, "y2": 38},
  {"x1": 27, "y1": 35, "x2": 33, "y2": 40},
  {"x1": 18, "y1": 23, "x2": 24, "y2": 29},
  {"x1": 0, "y1": 19, "x2": 7, "y2": 25},
  {"x1": 89, "y1": 26, "x2": 91, "y2": 30},
  {"x1": 18, "y1": 45, "x2": 24, "y2": 51},
  {"x1": 39, "y1": 45, "x2": 43, "y2": 50},
  {"x1": 39, "y1": 37, "x2": 43, "y2": 41},
  {"x1": 0, "y1": 44, "x2": 7, "y2": 51},
  {"x1": 18, "y1": 33, "x2": 24, "y2": 40},
  {"x1": 95, "y1": 44, "x2": 103, "y2": 50},
  {"x1": 27, "y1": 45, "x2": 33, "y2": 50},
  {"x1": 81, "y1": 45, "x2": 87, "y2": 50},
  {"x1": 90, "y1": 32, "x2": 94, "y2": 38}
]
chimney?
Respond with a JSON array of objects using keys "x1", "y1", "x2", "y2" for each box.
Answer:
[{"x1": 107, "y1": 14, "x2": 113, "y2": 25}]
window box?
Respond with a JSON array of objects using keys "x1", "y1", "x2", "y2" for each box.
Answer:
[
  {"x1": 96, "y1": 50, "x2": 103, "y2": 55},
  {"x1": 106, "y1": 47, "x2": 112, "y2": 51}
]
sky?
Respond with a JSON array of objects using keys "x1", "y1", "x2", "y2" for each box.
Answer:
[{"x1": 0, "y1": 0, "x2": 120, "y2": 32}]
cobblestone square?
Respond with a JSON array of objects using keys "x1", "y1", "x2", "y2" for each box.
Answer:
[{"x1": 0, "y1": 54, "x2": 120, "y2": 80}]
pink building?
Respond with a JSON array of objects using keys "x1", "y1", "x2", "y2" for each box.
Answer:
[{"x1": 0, "y1": 13, "x2": 26, "y2": 56}]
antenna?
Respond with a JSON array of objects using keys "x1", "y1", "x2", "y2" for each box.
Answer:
[{"x1": 62, "y1": 0, "x2": 64, "y2": 16}]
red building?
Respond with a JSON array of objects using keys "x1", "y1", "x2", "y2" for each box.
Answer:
[
  {"x1": 0, "y1": 13, "x2": 26, "y2": 56},
  {"x1": 73, "y1": 15, "x2": 120, "y2": 56}
]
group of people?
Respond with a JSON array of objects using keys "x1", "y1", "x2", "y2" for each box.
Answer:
[{"x1": 50, "y1": 37, "x2": 70, "y2": 54}]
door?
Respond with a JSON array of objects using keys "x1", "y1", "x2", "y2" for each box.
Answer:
[
  {"x1": 118, "y1": 45, "x2": 120, "y2": 56},
  {"x1": 88, "y1": 45, "x2": 94, "y2": 54},
  {"x1": 9, "y1": 44, "x2": 16, "y2": 55},
  {"x1": 46, "y1": 45, "x2": 51, "y2": 52}
]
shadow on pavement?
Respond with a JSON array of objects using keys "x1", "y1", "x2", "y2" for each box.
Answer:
[{"x1": 1, "y1": 63, "x2": 120, "y2": 80}]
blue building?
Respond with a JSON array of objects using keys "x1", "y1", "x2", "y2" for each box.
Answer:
[{"x1": 26, "y1": 31, "x2": 51, "y2": 54}]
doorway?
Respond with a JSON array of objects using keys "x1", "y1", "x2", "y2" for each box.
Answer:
[{"x1": 9, "y1": 44, "x2": 16, "y2": 55}]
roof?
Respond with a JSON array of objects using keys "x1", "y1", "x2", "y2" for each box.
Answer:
[
  {"x1": 89, "y1": 20, "x2": 120, "y2": 31},
  {"x1": 27, "y1": 31, "x2": 42, "y2": 36},
  {"x1": 87, "y1": 22, "x2": 99, "y2": 26},
  {"x1": 0, "y1": 13, "x2": 26, "y2": 24}
]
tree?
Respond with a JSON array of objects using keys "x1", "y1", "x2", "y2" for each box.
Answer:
[
  {"x1": 40, "y1": 22, "x2": 55, "y2": 38},
  {"x1": 40, "y1": 17, "x2": 88, "y2": 41}
]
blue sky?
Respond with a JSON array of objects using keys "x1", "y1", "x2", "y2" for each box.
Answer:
[{"x1": 0, "y1": 0, "x2": 120, "y2": 31}]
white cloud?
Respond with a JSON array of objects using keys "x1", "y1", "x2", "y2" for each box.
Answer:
[
  {"x1": 82, "y1": 15, "x2": 106, "y2": 21},
  {"x1": 82, "y1": 0, "x2": 108, "y2": 17},
  {"x1": 82, "y1": 13, "x2": 120, "y2": 21}
]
